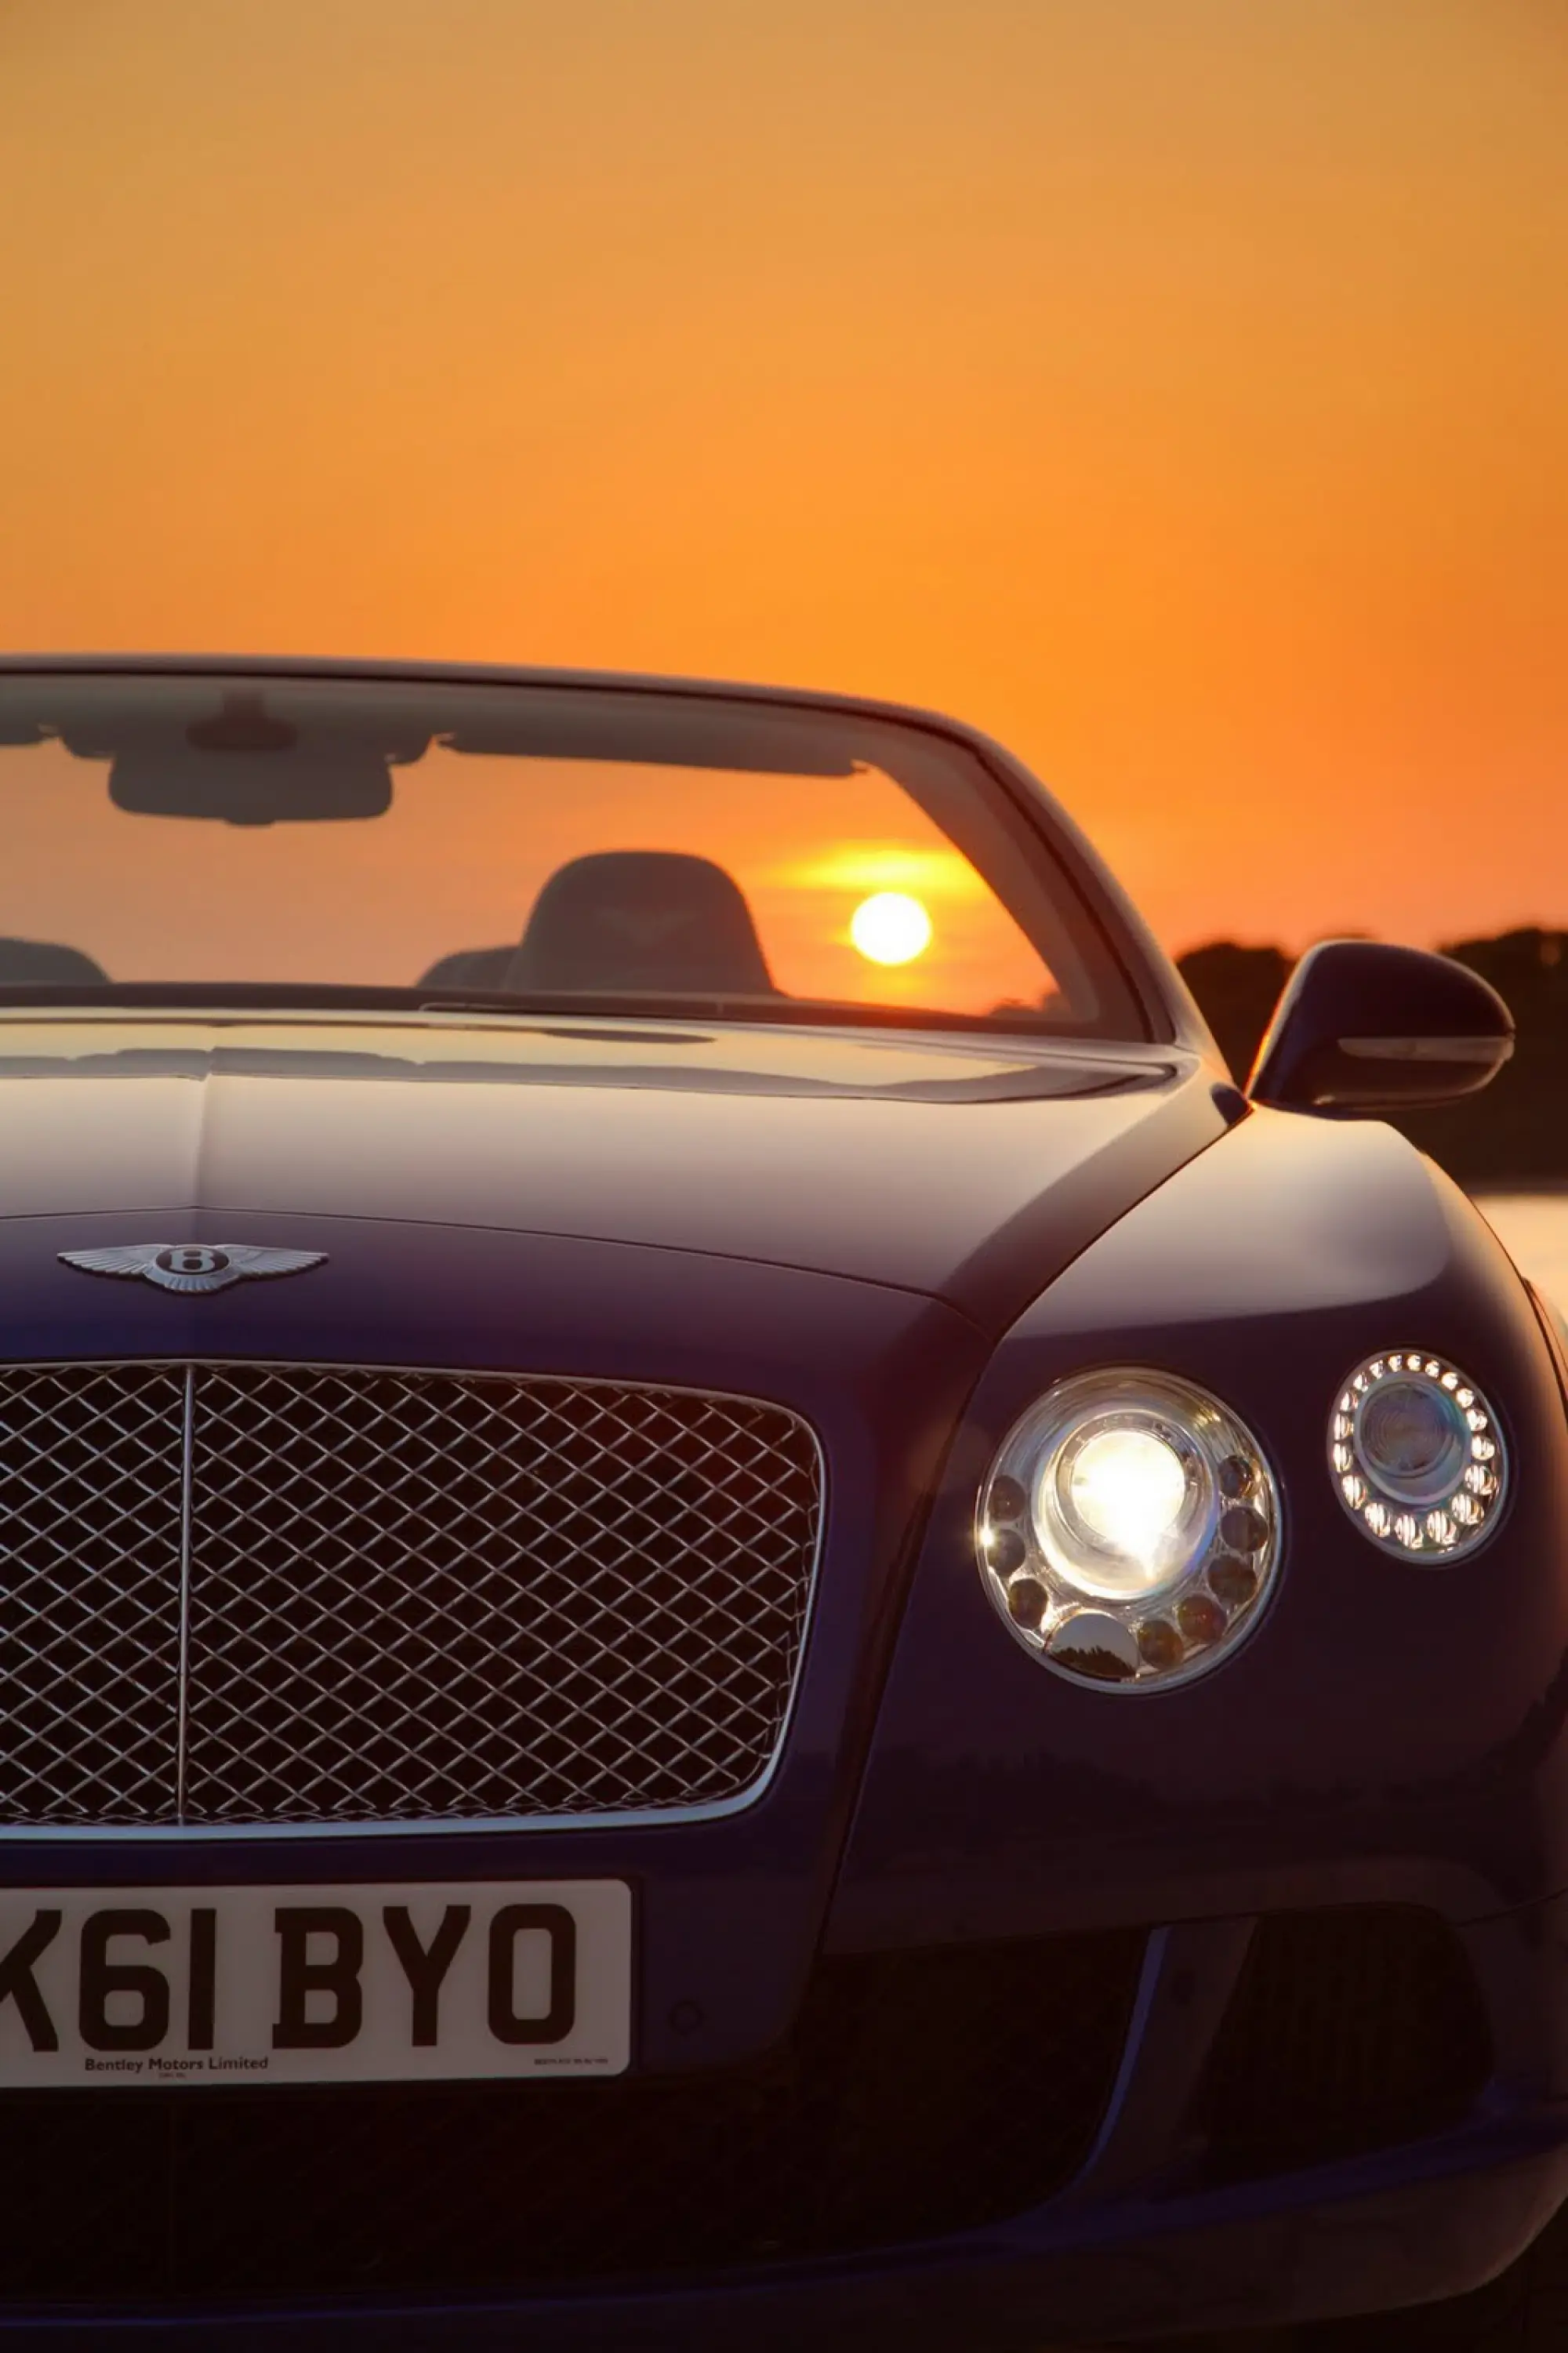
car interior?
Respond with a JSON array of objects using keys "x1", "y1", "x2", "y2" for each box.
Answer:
[
  {"x1": 418, "y1": 851, "x2": 779, "y2": 998},
  {"x1": 0, "y1": 939, "x2": 108, "y2": 984},
  {"x1": 0, "y1": 853, "x2": 783, "y2": 1003}
]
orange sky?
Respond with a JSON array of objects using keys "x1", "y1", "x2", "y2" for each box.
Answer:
[{"x1": 2, "y1": 0, "x2": 1566, "y2": 959}]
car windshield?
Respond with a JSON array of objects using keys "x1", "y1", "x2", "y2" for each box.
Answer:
[{"x1": 0, "y1": 672, "x2": 1144, "y2": 1039}]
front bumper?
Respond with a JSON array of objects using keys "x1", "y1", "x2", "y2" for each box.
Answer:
[
  {"x1": 5, "y1": 2130, "x2": 1567, "y2": 2350},
  {"x1": 1, "y1": 1890, "x2": 1566, "y2": 2344},
  {"x1": 97, "y1": 2110, "x2": 1563, "y2": 2353},
  {"x1": 268, "y1": 2110, "x2": 1564, "y2": 2353}
]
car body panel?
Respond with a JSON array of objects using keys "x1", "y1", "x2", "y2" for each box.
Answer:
[
  {"x1": 0, "y1": 1019, "x2": 1225, "y2": 1330},
  {"x1": 832, "y1": 1106, "x2": 1568, "y2": 1945}
]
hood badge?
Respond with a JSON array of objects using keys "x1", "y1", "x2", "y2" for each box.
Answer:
[{"x1": 59, "y1": 1244, "x2": 327, "y2": 1296}]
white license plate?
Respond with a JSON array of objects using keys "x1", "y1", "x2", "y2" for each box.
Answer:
[{"x1": 0, "y1": 1880, "x2": 632, "y2": 2086}]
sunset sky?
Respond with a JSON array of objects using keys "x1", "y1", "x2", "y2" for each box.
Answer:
[{"x1": 3, "y1": 1, "x2": 1565, "y2": 960}]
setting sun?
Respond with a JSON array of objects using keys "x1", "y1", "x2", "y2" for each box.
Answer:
[{"x1": 850, "y1": 891, "x2": 933, "y2": 967}]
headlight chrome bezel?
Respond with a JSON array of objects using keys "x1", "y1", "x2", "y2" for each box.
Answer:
[{"x1": 976, "y1": 1367, "x2": 1283, "y2": 1692}]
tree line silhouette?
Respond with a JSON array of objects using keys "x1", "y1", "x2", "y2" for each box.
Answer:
[{"x1": 1177, "y1": 929, "x2": 1568, "y2": 1188}]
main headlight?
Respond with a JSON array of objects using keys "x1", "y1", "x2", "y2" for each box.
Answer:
[
  {"x1": 977, "y1": 1368, "x2": 1282, "y2": 1689},
  {"x1": 1329, "y1": 1351, "x2": 1506, "y2": 1558}
]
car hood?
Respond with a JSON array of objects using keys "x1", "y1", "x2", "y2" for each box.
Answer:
[{"x1": 0, "y1": 1015, "x2": 1229, "y2": 1330}]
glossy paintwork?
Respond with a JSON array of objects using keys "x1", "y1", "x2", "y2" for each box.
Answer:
[
  {"x1": 0, "y1": 1015, "x2": 1223, "y2": 1328},
  {"x1": 1250, "y1": 936, "x2": 1515, "y2": 1109},
  {"x1": 834, "y1": 1106, "x2": 1568, "y2": 1941}
]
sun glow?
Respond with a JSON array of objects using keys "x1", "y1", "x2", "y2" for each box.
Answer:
[
  {"x1": 775, "y1": 845, "x2": 987, "y2": 903},
  {"x1": 850, "y1": 891, "x2": 933, "y2": 965}
]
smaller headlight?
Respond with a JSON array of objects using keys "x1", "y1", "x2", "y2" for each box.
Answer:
[
  {"x1": 1330, "y1": 1352, "x2": 1506, "y2": 1558},
  {"x1": 978, "y1": 1368, "x2": 1282, "y2": 1690}
]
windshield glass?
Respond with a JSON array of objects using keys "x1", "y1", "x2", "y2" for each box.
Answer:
[{"x1": 0, "y1": 674, "x2": 1143, "y2": 1038}]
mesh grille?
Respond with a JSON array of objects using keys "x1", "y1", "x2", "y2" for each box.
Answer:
[
  {"x1": 0, "y1": 1364, "x2": 821, "y2": 1828},
  {"x1": 0, "y1": 1932, "x2": 1145, "y2": 2305},
  {"x1": 0, "y1": 1366, "x2": 187, "y2": 1825}
]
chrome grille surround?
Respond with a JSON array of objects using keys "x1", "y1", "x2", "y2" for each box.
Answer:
[{"x1": 0, "y1": 1363, "x2": 824, "y2": 1834}]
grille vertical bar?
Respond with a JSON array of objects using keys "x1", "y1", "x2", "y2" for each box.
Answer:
[
  {"x1": 174, "y1": 1364, "x2": 194, "y2": 1824},
  {"x1": 0, "y1": 1364, "x2": 822, "y2": 1828}
]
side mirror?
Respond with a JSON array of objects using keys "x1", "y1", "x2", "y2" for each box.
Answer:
[{"x1": 1247, "y1": 940, "x2": 1513, "y2": 1113}]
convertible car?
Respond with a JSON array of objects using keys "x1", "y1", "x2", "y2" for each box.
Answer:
[{"x1": 0, "y1": 653, "x2": 1562, "y2": 2348}]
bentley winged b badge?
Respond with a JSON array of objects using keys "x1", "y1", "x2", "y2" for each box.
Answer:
[{"x1": 59, "y1": 1244, "x2": 327, "y2": 1295}]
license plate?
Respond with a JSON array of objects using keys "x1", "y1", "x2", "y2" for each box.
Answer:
[{"x1": 0, "y1": 1880, "x2": 632, "y2": 2086}]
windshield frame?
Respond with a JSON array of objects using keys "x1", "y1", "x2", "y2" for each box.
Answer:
[{"x1": 0, "y1": 654, "x2": 1195, "y2": 1048}]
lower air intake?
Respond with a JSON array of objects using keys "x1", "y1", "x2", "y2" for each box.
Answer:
[
  {"x1": 0, "y1": 1931, "x2": 1143, "y2": 2306},
  {"x1": 1198, "y1": 1902, "x2": 1493, "y2": 2178}
]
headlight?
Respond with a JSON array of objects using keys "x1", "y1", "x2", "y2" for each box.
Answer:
[
  {"x1": 977, "y1": 1369, "x2": 1282, "y2": 1689},
  {"x1": 1330, "y1": 1352, "x2": 1506, "y2": 1558}
]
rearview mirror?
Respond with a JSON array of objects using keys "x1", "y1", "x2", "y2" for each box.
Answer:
[
  {"x1": 109, "y1": 742, "x2": 394, "y2": 825},
  {"x1": 1247, "y1": 939, "x2": 1513, "y2": 1113},
  {"x1": 62, "y1": 692, "x2": 427, "y2": 824}
]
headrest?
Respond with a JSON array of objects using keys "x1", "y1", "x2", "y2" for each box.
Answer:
[
  {"x1": 506, "y1": 852, "x2": 775, "y2": 997},
  {"x1": 0, "y1": 939, "x2": 107, "y2": 985}
]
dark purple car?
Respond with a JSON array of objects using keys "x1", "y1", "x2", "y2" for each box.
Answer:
[{"x1": 0, "y1": 655, "x2": 1558, "y2": 2348}]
